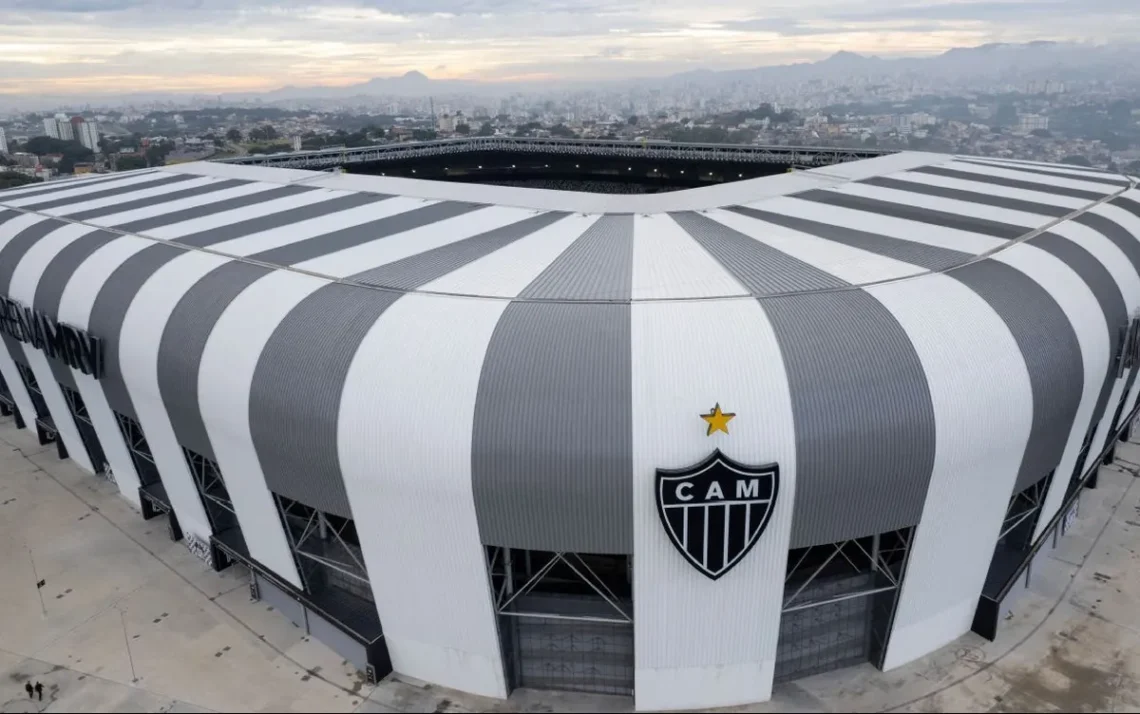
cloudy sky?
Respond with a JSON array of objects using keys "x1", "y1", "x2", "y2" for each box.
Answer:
[{"x1": 0, "y1": 0, "x2": 1135, "y2": 95}]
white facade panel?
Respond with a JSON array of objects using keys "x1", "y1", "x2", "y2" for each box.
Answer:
[
  {"x1": 43, "y1": 177, "x2": 220, "y2": 217},
  {"x1": 0, "y1": 172, "x2": 130, "y2": 201},
  {"x1": 989, "y1": 244, "x2": 1111, "y2": 541},
  {"x1": 139, "y1": 188, "x2": 350, "y2": 241},
  {"x1": 869, "y1": 275, "x2": 1033, "y2": 669},
  {"x1": 887, "y1": 169, "x2": 1089, "y2": 210},
  {"x1": 835, "y1": 181, "x2": 1060, "y2": 227},
  {"x1": 0, "y1": 213, "x2": 49, "y2": 430},
  {"x1": 57, "y1": 236, "x2": 157, "y2": 507},
  {"x1": 338, "y1": 292, "x2": 510, "y2": 699},
  {"x1": 631, "y1": 214, "x2": 748, "y2": 300},
  {"x1": 0, "y1": 171, "x2": 172, "y2": 208},
  {"x1": 631, "y1": 297, "x2": 796, "y2": 711},
  {"x1": 199, "y1": 270, "x2": 324, "y2": 588},
  {"x1": 8, "y1": 223, "x2": 99, "y2": 474},
  {"x1": 940, "y1": 161, "x2": 1120, "y2": 195},
  {"x1": 119, "y1": 251, "x2": 231, "y2": 542},
  {"x1": 91, "y1": 182, "x2": 284, "y2": 228},
  {"x1": 707, "y1": 208, "x2": 923, "y2": 284}
]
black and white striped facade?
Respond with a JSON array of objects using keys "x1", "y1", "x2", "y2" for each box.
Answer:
[{"x1": 1, "y1": 152, "x2": 1139, "y2": 710}]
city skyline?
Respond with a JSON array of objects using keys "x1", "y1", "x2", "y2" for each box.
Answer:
[{"x1": 3, "y1": 0, "x2": 1136, "y2": 96}]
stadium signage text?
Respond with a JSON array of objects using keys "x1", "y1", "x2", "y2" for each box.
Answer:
[
  {"x1": 0, "y1": 296, "x2": 104, "y2": 379},
  {"x1": 655, "y1": 449, "x2": 779, "y2": 580}
]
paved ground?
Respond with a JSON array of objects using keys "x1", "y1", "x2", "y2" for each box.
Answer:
[{"x1": 0, "y1": 415, "x2": 1137, "y2": 713}]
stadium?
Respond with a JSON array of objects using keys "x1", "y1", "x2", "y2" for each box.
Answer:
[{"x1": 0, "y1": 139, "x2": 1138, "y2": 712}]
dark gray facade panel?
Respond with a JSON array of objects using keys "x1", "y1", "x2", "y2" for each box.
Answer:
[
  {"x1": 671, "y1": 211, "x2": 847, "y2": 295},
  {"x1": 16, "y1": 174, "x2": 198, "y2": 212},
  {"x1": 472, "y1": 302, "x2": 633, "y2": 554},
  {"x1": 0, "y1": 219, "x2": 72, "y2": 371},
  {"x1": 353, "y1": 212, "x2": 568, "y2": 290},
  {"x1": 34, "y1": 230, "x2": 119, "y2": 391},
  {"x1": 250, "y1": 201, "x2": 482, "y2": 266},
  {"x1": 0, "y1": 209, "x2": 22, "y2": 227},
  {"x1": 969, "y1": 157, "x2": 1117, "y2": 176},
  {"x1": 250, "y1": 285, "x2": 401, "y2": 518},
  {"x1": 726, "y1": 205, "x2": 970, "y2": 272},
  {"x1": 949, "y1": 260, "x2": 1084, "y2": 491},
  {"x1": 1074, "y1": 210, "x2": 1140, "y2": 276},
  {"x1": 758, "y1": 290, "x2": 936, "y2": 548},
  {"x1": 116, "y1": 185, "x2": 318, "y2": 234},
  {"x1": 860, "y1": 176, "x2": 1070, "y2": 218},
  {"x1": 87, "y1": 243, "x2": 186, "y2": 420},
  {"x1": 0, "y1": 171, "x2": 158, "y2": 202},
  {"x1": 792, "y1": 190, "x2": 1026, "y2": 239},
  {"x1": 518, "y1": 214, "x2": 632, "y2": 300},
  {"x1": 911, "y1": 165, "x2": 1108, "y2": 201},
  {"x1": 63, "y1": 179, "x2": 249, "y2": 222},
  {"x1": 173, "y1": 192, "x2": 389, "y2": 248},
  {"x1": 957, "y1": 159, "x2": 1132, "y2": 187},
  {"x1": 157, "y1": 261, "x2": 273, "y2": 460}
]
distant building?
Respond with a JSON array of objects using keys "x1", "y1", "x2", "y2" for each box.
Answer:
[
  {"x1": 78, "y1": 120, "x2": 101, "y2": 152},
  {"x1": 292, "y1": 135, "x2": 302, "y2": 152},
  {"x1": 73, "y1": 162, "x2": 95, "y2": 175},
  {"x1": 437, "y1": 113, "x2": 456, "y2": 133},
  {"x1": 0, "y1": 127, "x2": 8, "y2": 155},
  {"x1": 1018, "y1": 114, "x2": 1049, "y2": 133},
  {"x1": 42, "y1": 117, "x2": 60, "y2": 139}
]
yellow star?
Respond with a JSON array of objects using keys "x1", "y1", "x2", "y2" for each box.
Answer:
[{"x1": 700, "y1": 403, "x2": 735, "y2": 436}]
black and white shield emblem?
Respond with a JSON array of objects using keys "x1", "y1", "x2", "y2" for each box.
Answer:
[{"x1": 655, "y1": 450, "x2": 779, "y2": 580}]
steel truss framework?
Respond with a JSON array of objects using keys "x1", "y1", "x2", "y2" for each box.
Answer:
[
  {"x1": 15, "y1": 363, "x2": 59, "y2": 446},
  {"x1": 776, "y1": 527, "x2": 913, "y2": 683},
  {"x1": 276, "y1": 495, "x2": 372, "y2": 600},
  {"x1": 487, "y1": 548, "x2": 632, "y2": 624},
  {"x1": 997, "y1": 472, "x2": 1053, "y2": 550},
  {"x1": 60, "y1": 384, "x2": 108, "y2": 476},
  {"x1": 216, "y1": 136, "x2": 890, "y2": 171},
  {"x1": 182, "y1": 447, "x2": 236, "y2": 530},
  {"x1": 114, "y1": 412, "x2": 162, "y2": 487}
]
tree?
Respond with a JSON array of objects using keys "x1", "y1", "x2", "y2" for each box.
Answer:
[
  {"x1": 477, "y1": 121, "x2": 494, "y2": 137},
  {"x1": 627, "y1": 115, "x2": 639, "y2": 125},
  {"x1": 1061, "y1": 154, "x2": 1093, "y2": 167},
  {"x1": 248, "y1": 124, "x2": 279, "y2": 142},
  {"x1": 115, "y1": 155, "x2": 148, "y2": 171},
  {"x1": 549, "y1": 124, "x2": 575, "y2": 138},
  {"x1": 0, "y1": 171, "x2": 38, "y2": 189},
  {"x1": 225, "y1": 128, "x2": 243, "y2": 143},
  {"x1": 411, "y1": 129, "x2": 437, "y2": 141},
  {"x1": 455, "y1": 123, "x2": 471, "y2": 135}
]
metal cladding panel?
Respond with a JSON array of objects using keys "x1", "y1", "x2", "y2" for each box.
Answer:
[
  {"x1": 986, "y1": 244, "x2": 1111, "y2": 541},
  {"x1": 910, "y1": 165, "x2": 1109, "y2": 201},
  {"x1": 35, "y1": 230, "x2": 118, "y2": 391},
  {"x1": 631, "y1": 214, "x2": 748, "y2": 300},
  {"x1": 122, "y1": 252, "x2": 235, "y2": 540},
  {"x1": 338, "y1": 292, "x2": 511, "y2": 698},
  {"x1": 1026, "y1": 232, "x2": 1124, "y2": 477},
  {"x1": 870, "y1": 275, "x2": 1033, "y2": 670},
  {"x1": 199, "y1": 270, "x2": 320, "y2": 589},
  {"x1": 964, "y1": 156, "x2": 1122, "y2": 177},
  {"x1": 107, "y1": 184, "x2": 314, "y2": 233},
  {"x1": 352, "y1": 211, "x2": 567, "y2": 290},
  {"x1": 9, "y1": 223, "x2": 101, "y2": 474},
  {"x1": 0, "y1": 210, "x2": 22, "y2": 227},
  {"x1": 249, "y1": 200, "x2": 482, "y2": 266},
  {"x1": 670, "y1": 211, "x2": 848, "y2": 295},
  {"x1": 46, "y1": 176, "x2": 225, "y2": 218},
  {"x1": 858, "y1": 175, "x2": 1070, "y2": 218},
  {"x1": 167, "y1": 192, "x2": 387, "y2": 247},
  {"x1": 948, "y1": 259, "x2": 1084, "y2": 491},
  {"x1": 158, "y1": 261, "x2": 273, "y2": 460},
  {"x1": 631, "y1": 298, "x2": 795, "y2": 709},
  {"x1": 518, "y1": 214, "x2": 634, "y2": 300},
  {"x1": 792, "y1": 188, "x2": 1027, "y2": 239},
  {"x1": 760, "y1": 289, "x2": 936, "y2": 548},
  {"x1": 472, "y1": 301, "x2": 633, "y2": 553},
  {"x1": 0, "y1": 170, "x2": 158, "y2": 201},
  {"x1": 88, "y1": 243, "x2": 185, "y2": 421},
  {"x1": 250, "y1": 284, "x2": 401, "y2": 518},
  {"x1": 957, "y1": 159, "x2": 1132, "y2": 187},
  {"x1": 722, "y1": 205, "x2": 967, "y2": 274},
  {"x1": 883, "y1": 168, "x2": 1090, "y2": 210},
  {"x1": 14, "y1": 174, "x2": 197, "y2": 212},
  {"x1": 1077, "y1": 210, "x2": 1140, "y2": 277},
  {"x1": 62, "y1": 178, "x2": 248, "y2": 221},
  {"x1": 942, "y1": 160, "x2": 1127, "y2": 194},
  {"x1": 0, "y1": 171, "x2": 171, "y2": 207}
]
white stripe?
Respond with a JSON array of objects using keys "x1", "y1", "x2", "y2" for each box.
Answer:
[
  {"x1": 835, "y1": 181, "x2": 1058, "y2": 228},
  {"x1": 885, "y1": 169, "x2": 1089, "y2": 210},
  {"x1": 632, "y1": 297, "x2": 796, "y2": 710},
  {"x1": 43, "y1": 177, "x2": 221, "y2": 217},
  {"x1": 869, "y1": 274, "x2": 1033, "y2": 669},
  {"x1": 139, "y1": 188, "x2": 352, "y2": 241},
  {"x1": 942, "y1": 160, "x2": 1119, "y2": 194},
  {"x1": 963, "y1": 157, "x2": 1127, "y2": 183},
  {"x1": 0, "y1": 214, "x2": 52, "y2": 430},
  {"x1": 632, "y1": 214, "x2": 748, "y2": 299},
  {"x1": 91, "y1": 181, "x2": 283, "y2": 228},
  {"x1": 0, "y1": 171, "x2": 146, "y2": 201},
  {"x1": 8, "y1": 223, "x2": 99, "y2": 474},
  {"x1": 2, "y1": 171, "x2": 175, "y2": 208}
]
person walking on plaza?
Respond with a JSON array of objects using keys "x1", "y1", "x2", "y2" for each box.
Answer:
[
  {"x1": 34, "y1": 681, "x2": 43, "y2": 701},
  {"x1": 24, "y1": 681, "x2": 33, "y2": 699}
]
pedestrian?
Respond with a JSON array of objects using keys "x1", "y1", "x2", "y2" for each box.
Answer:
[
  {"x1": 34, "y1": 681, "x2": 42, "y2": 701},
  {"x1": 24, "y1": 681, "x2": 32, "y2": 698}
]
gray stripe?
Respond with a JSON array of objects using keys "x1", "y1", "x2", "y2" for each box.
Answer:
[
  {"x1": 16, "y1": 174, "x2": 198, "y2": 212},
  {"x1": 472, "y1": 302, "x2": 633, "y2": 552},
  {"x1": 671, "y1": 210, "x2": 846, "y2": 294},
  {"x1": 792, "y1": 190, "x2": 1026, "y2": 240},
  {"x1": 353, "y1": 212, "x2": 568, "y2": 289},
  {"x1": 726, "y1": 205, "x2": 970, "y2": 272},
  {"x1": 949, "y1": 260, "x2": 1084, "y2": 491},
  {"x1": 250, "y1": 285, "x2": 401, "y2": 517},
  {"x1": 518, "y1": 214, "x2": 633, "y2": 300},
  {"x1": 173, "y1": 192, "x2": 388, "y2": 248},
  {"x1": 63, "y1": 179, "x2": 248, "y2": 222},
  {"x1": 0, "y1": 210, "x2": 22, "y2": 228},
  {"x1": 0, "y1": 220, "x2": 71, "y2": 371},
  {"x1": 1025, "y1": 232, "x2": 1125, "y2": 478},
  {"x1": 958, "y1": 159, "x2": 1131, "y2": 187},
  {"x1": 861, "y1": 176, "x2": 1069, "y2": 218},
  {"x1": 967, "y1": 157, "x2": 1118, "y2": 176},
  {"x1": 88, "y1": 243, "x2": 186, "y2": 420},
  {"x1": 158, "y1": 261, "x2": 273, "y2": 460},
  {"x1": 912, "y1": 165, "x2": 1108, "y2": 201},
  {"x1": 0, "y1": 171, "x2": 159, "y2": 202},
  {"x1": 1074, "y1": 209, "x2": 1140, "y2": 277},
  {"x1": 116, "y1": 185, "x2": 318, "y2": 234},
  {"x1": 34, "y1": 230, "x2": 119, "y2": 391},
  {"x1": 250, "y1": 201, "x2": 482, "y2": 266}
]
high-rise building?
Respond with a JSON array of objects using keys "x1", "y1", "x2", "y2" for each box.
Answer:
[
  {"x1": 0, "y1": 127, "x2": 8, "y2": 155},
  {"x1": 43, "y1": 117, "x2": 60, "y2": 139},
  {"x1": 57, "y1": 118, "x2": 74, "y2": 142},
  {"x1": 78, "y1": 121, "x2": 101, "y2": 152},
  {"x1": 1018, "y1": 113, "x2": 1049, "y2": 133}
]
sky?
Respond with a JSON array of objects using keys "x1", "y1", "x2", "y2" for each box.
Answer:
[{"x1": 0, "y1": 0, "x2": 1136, "y2": 96}]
